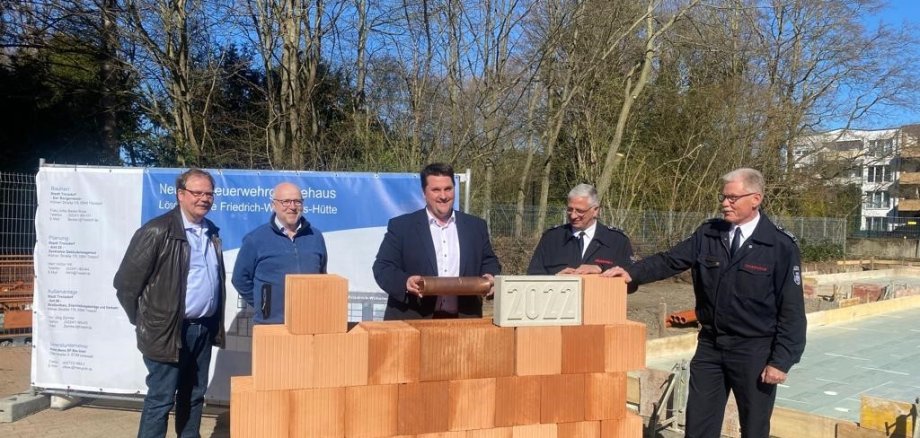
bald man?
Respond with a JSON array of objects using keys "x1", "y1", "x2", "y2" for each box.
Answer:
[{"x1": 232, "y1": 182, "x2": 328, "y2": 324}]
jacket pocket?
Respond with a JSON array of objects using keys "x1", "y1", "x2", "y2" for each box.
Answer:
[{"x1": 737, "y1": 263, "x2": 773, "y2": 300}]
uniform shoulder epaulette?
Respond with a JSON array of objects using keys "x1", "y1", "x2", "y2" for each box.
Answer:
[
  {"x1": 775, "y1": 224, "x2": 799, "y2": 244},
  {"x1": 605, "y1": 225, "x2": 628, "y2": 236},
  {"x1": 543, "y1": 224, "x2": 565, "y2": 234}
]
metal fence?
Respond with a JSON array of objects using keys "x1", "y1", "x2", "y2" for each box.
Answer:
[
  {"x1": 484, "y1": 204, "x2": 848, "y2": 256},
  {"x1": 0, "y1": 173, "x2": 850, "y2": 257},
  {"x1": 0, "y1": 173, "x2": 37, "y2": 256}
]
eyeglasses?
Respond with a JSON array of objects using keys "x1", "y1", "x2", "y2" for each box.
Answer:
[
  {"x1": 566, "y1": 206, "x2": 596, "y2": 216},
  {"x1": 274, "y1": 199, "x2": 304, "y2": 207},
  {"x1": 718, "y1": 192, "x2": 757, "y2": 203},
  {"x1": 180, "y1": 189, "x2": 215, "y2": 199}
]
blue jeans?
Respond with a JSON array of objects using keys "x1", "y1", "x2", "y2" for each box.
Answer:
[{"x1": 138, "y1": 318, "x2": 215, "y2": 438}]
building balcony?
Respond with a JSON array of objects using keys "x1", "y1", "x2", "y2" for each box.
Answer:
[
  {"x1": 898, "y1": 199, "x2": 920, "y2": 212},
  {"x1": 899, "y1": 172, "x2": 920, "y2": 185}
]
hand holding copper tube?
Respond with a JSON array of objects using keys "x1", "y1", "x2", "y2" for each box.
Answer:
[{"x1": 419, "y1": 275, "x2": 494, "y2": 297}]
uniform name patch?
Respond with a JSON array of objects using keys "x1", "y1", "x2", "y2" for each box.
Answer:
[
  {"x1": 793, "y1": 265, "x2": 801, "y2": 286},
  {"x1": 743, "y1": 263, "x2": 768, "y2": 272}
]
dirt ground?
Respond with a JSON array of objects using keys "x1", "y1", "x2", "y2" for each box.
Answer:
[{"x1": 624, "y1": 275, "x2": 837, "y2": 340}]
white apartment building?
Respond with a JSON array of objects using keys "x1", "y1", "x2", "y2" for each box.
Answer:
[{"x1": 790, "y1": 127, "x2": 900, "y2": 232}]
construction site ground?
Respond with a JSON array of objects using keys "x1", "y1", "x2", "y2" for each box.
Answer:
[{"x1": 1, "y1": 267, "x2": 917, "y2": 437}]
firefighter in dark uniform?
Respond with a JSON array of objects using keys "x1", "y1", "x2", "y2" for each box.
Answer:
[
  {"x1": 527, "y1": 184, "x2": 635, "y2": 278},
  {"x1": 603, "y1": 168, "x2": 806, "y2": 438}
]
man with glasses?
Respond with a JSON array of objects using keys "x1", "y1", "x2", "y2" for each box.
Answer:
[
  {"x1": 232, "y1": 181, "x2": 327, "y2": 324},
  {"x1": 602, "y1": 168, "x2": 806, "y2": 437},
  {"x1": 527, "y1": 183, "x2": 635, "y2": 279},
  {"x1": 114, "y1": 168, "x2": 227, "y2": 437}
]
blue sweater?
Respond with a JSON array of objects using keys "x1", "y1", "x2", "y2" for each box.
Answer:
[{"x1": 231, "y1": 215, "x2": 327, "y2": 324}]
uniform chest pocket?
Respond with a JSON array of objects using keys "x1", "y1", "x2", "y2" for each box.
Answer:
[
  {"x1": 694, "y1": 256, "x2": 721, "y2": 288},
  {"x1": 737, "y1": 262, "x2": 773, "y2": 299}
]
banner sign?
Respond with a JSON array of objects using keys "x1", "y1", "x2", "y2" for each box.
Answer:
[{"x1": 33, "y1": 166, "x2": 442, "y2": 400}]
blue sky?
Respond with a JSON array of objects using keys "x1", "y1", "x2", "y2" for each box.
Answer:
[{"x1": 848, "y1": 0, "x2": 920, "y2": 129}]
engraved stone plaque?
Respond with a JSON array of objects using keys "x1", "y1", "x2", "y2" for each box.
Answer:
[{"x1": 492, "y1": 276, "x2": 582, "y2": 327}]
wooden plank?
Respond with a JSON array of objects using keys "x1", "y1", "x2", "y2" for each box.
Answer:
[
  {"x1": 859, "y1": 395, "x2": 914, "y2": 437},
  {"x1": 835, "y1": 421, "x2": 888, "y2": 438},
  {"x1": 768, "y1": 406, "x2": 839, "y2": 438}
]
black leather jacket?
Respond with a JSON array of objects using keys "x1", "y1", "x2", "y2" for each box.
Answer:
[{"x1": 114, "y1": 207, "x2": 226, "y2": 363}]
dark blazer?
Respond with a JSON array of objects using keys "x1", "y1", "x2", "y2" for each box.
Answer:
[
  {"x1": 527, "y1": 222, "x2": 635, "y2": 275},
  {"x1": 373, "y1": 208, "x2": 501, "y2": 320}
]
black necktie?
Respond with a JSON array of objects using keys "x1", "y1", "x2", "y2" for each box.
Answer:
[
  {"x1": 577, "y1": 231, "x2": 586, "y2": 259},
  {"x1": 730, "y1": 228, "x2": 741, "y2": 258}
]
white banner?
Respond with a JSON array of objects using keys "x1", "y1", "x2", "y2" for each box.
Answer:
[{"x1": 33, "y1": 166, "x2": 440, "y2": 401}]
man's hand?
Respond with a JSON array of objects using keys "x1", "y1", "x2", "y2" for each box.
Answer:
[
  {"x1": 760, "y1": 365, "x2": 787, "y2": 385},
  {"x1": 573, "y1": 264, "x2": 602, "y2": 275},
  {"x1": 600, "y1": 266, "x2": 632, "y2": 282},
  {"x1": 406, "y1": 275, "x2": 424, "y2": 297},
  {"x1": 482, "y1": 273, "x2": 495, "y2": 297}
]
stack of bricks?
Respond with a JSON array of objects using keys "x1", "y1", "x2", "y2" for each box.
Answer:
[{"x1": 231, "y1": 274, "x2": 646, "y2": 437}]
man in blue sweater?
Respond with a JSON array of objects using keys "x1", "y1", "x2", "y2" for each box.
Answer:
[{"x1": 232, "y1": 182, "x2": 328, "y2": 324}]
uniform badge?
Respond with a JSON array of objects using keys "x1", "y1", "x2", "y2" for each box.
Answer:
[{"x1": 793, "y1": 265, "x2": 801, "y2": 286}]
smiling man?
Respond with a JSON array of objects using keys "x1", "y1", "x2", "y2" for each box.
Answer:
[
  {"x1": 114, "y1": 168, "x2": 227, "y2": 438},
  {"x1": 602, "y1": 168, "x2": 806, "y2": 438},
  {"x1": 527, "y1": 183, "x2": 635, "y2": 277},
  {"x1": 373, "y1": 163, "x2": 501, "y2": 320},
  {"x1": 232, "y1": 182, "x2": 327, "y2": 324}
]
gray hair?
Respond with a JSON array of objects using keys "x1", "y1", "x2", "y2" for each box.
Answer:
[
  {"x1": 722, "y1": 168, "x2": 765, "y2": 194},
  {"x1": 567, "y1": 184, "x2": 599, "y2": 207}
]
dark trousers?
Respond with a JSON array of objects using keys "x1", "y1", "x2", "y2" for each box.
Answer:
[
  {"x1": 685, "y1": 336, "x2": 777, "y2": 438},
  {"x1": 138, "y1": 318, "x2": 215, "y2": 438}
]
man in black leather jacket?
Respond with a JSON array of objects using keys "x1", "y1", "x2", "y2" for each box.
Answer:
[{"x1": 114, "y1": 168, "x2": 226, "y2": 438}]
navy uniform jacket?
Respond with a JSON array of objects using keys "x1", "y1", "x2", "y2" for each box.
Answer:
[
  {"x1": 373, "y1": 208, "x2": 501, "y2": 320},
  {"x1": 626, "y1": 213, "x2": 806, "y2": 372},
  {"x1": 527, "y1": 222, "x2": 635, "y2": 275}
]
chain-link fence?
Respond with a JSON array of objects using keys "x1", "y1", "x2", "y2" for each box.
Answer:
[{"x1": 484, "y1": 204, "x2": 847, "y2": 256}]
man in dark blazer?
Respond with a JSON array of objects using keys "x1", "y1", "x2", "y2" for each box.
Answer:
[
  {"x1": 373, "y1": 163, "x2": 501, "y2": 320},
  {"x1": 527, "y1": 184, "x2": 635, "y2": 281}
]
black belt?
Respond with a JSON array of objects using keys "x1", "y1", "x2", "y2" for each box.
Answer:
[{"x1": 185, "y1": 315, "x2": 215, "y2": 325}]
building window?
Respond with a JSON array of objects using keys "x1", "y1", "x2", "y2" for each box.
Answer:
[
  {"x1": 869, "y1": 138, "x2": 894, "y2": 158},
  {"x1": 864, "y1": 191, "x2": 890, "y2": 209},
  {"x1": 867, "y1": 165, "x2": 892, "y2": 183},
  {"x1": 866, "y1": 216, "x2": 889, "y2": 231}
]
